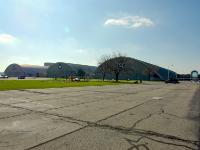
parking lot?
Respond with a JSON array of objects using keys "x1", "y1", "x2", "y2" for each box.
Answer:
[{"x1": 0, "y1": 82, "x2": 199, "y2": 150}]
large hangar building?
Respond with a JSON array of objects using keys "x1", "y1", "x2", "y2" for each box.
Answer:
[
  {"x1": 95, "y1": 57, "x2": 177, "y2": 81},
  {"x1": 4, "y1": 58, "x2": 177, "y2": 81},
  {"x1": 4, "y1": 62, "x2": 97, "y2": 78},
  {"x1": 46, "y1": 62, "x2": 97, "y2": 78},
  {"x1": 4, "y1": 64, "x2": 48, "y2": 77},
  {"x1": 46, "y1": 62, "x2": 74, "y2": 78}
]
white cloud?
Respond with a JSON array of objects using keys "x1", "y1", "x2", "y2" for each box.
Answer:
[
  {"x1": 104, "y1": 19, "x2": 129, "y2": 26},
  {"x1": 0, "y1": 34, "x2": 17, "y2": 44},
  {"x1": 104, "y1": 16, "x2": 154, "y2": 28}
]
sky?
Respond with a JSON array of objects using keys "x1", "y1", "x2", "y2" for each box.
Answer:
[{"x1": 0, "y1": 0, "x2": 200, "y2": 74}]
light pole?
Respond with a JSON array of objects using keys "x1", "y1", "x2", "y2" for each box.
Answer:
[
  {"x1": 168, "y1": 65, "x2": 174, "y2": 80},
  {"x1": 168, "y1": 68, "x2": 170, "y2": 80}
]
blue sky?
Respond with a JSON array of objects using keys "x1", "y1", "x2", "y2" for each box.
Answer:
[{"x1": 0, "y1": 0, "x2": 200, "y2": 73}]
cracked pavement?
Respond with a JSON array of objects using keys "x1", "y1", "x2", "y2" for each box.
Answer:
[{"x1": 0, "y1": 81, "x2": 199, "y2": 150}]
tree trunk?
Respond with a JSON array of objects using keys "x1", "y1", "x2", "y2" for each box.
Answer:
[
  {"x1": 149, "y1": 71, "x2": 151, "y2": 81},
  {"x1": 102, "y1": 73, "x2": 105, "y2": 81},
  {"x1": 115, "y1": 73, "x2": 119, "y2": 82}
]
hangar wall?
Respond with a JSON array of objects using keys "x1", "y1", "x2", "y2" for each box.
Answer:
[
  {"x1": 95, "y1": 57, "x2": 177, "y2": 81},
  {"x1": 46, "y1": 62, "x2": 74, "y2": 78},
  {"x1": 4, "y1": 64, "x2": 48, "y2": 77},
  {"x1": 4, "y1": 58, "x2": 177, "y2": 81},
  {"x1": 4, "y1": 62, "x2": 97, "y2": 78}
]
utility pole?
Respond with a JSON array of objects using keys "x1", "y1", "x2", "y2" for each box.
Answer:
[
  {"x1": 168, "y1": 69, "x2": 170, "y2": 80},
  {"x1": 168, "y1": 65, "x2": 174, "y2": 80}
]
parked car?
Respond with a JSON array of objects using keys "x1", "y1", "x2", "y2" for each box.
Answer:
[
  {"x1": 165, "y1": 78, "x2": 180, "y2": 84},
  {"x1": 18, "y1": 75, "x2": 26, "y2": 79},
  {"x1": 73, "y1": 78, "x2": 80, "y2": 82},
  {"x1": 0, "y1": 75, "x2": 8, "y2": 78}
]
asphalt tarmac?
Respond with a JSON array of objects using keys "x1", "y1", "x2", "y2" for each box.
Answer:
[{"x1": 0, "y1": 81, "x2": 199, "y2": 150}]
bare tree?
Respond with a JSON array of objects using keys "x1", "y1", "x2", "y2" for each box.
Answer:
[
  {"x1": 97, "y1": 54, "x2": 111, "y2": 81},
  {"x1": 97, "y1": 53, "x2": 134, "y2": 82},
  {"x1": 108, "y1": 55, "x2": 134, "y2": 82}
]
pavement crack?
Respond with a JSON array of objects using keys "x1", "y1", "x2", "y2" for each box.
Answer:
[
  {"x1": 87, "y1": 123, "x2": 199, "y2": 149},
  {"x1": 26, "y1": 126, "x2": 87, "y2": 150},
  {"x1": 18, "y1": 90, "x2": 53, "y2": 95},
  {"x1": 43, "y1": 99, "x2": 102, "y2": 112},
  {"x1": 133, "y1": 128, "x2": 200, "y2": 146},
  {"x1": 164, "y1": 112, "x2": 186, "y2": 119},
  {"x1": 0, "y1": 112, "x2": 32, "y2": 120},
  {"x1": 143, "y1": 136, "x2": 198, "y2": 150},
  {"x1": 128, "y1": 106, "x2": 165, "y2": 130},
  {"x1": 51, "y1": 117, "x2": 86, "y2": 127},
  {"x1": 131, "y1": 114, "x2": 152, "y2": 129},
  {"x1": 97, "y1": 98, "x2": 157, "y2": 123},
  {"x1": 125, "y1": 137, "x2": 149, "y2": 150},
  {"x1": 125, "y1": 136, "x2": 197, "y2": 150},
  {"x1": 81, "y1": 87, "x2": 163, "y2": 96}
]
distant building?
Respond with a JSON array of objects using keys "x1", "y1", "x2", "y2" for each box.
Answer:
[
  {"x1": 5, "y1": 58, "x2": 177, "y2": 81},
  {"x1": 4, "y1": 64, "x2": 48, "y2": 77},
  {"x1": 44, "y1": 62, "x2": 54, "y2": 67},
  {"x1": 95, "y1": 57, "x2": 177, "y2": 81},
  {"x1": 46, "y1": 62, "x2": 96, "y2": 78},
  {"x1": 46, "y1": 62, "x2": 74, "y2": 78},
  {"x1": 177, "y1": 74, "x2": 191, "y2": 81},
  {"x1": 191, "y1": 70, "x2": 199, "y2": 81},
  {"x1": 4, "y1": 62, "x2": 97, "y2": 78}
]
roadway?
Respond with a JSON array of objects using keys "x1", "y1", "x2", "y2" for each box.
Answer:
[{"x1": 0, "y1": 81, "x2": 199, "y2": 150}]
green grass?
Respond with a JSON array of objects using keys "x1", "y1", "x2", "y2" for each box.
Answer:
[{"x1": 0, "y1": 80, "x2": 136, "y2": 91}]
